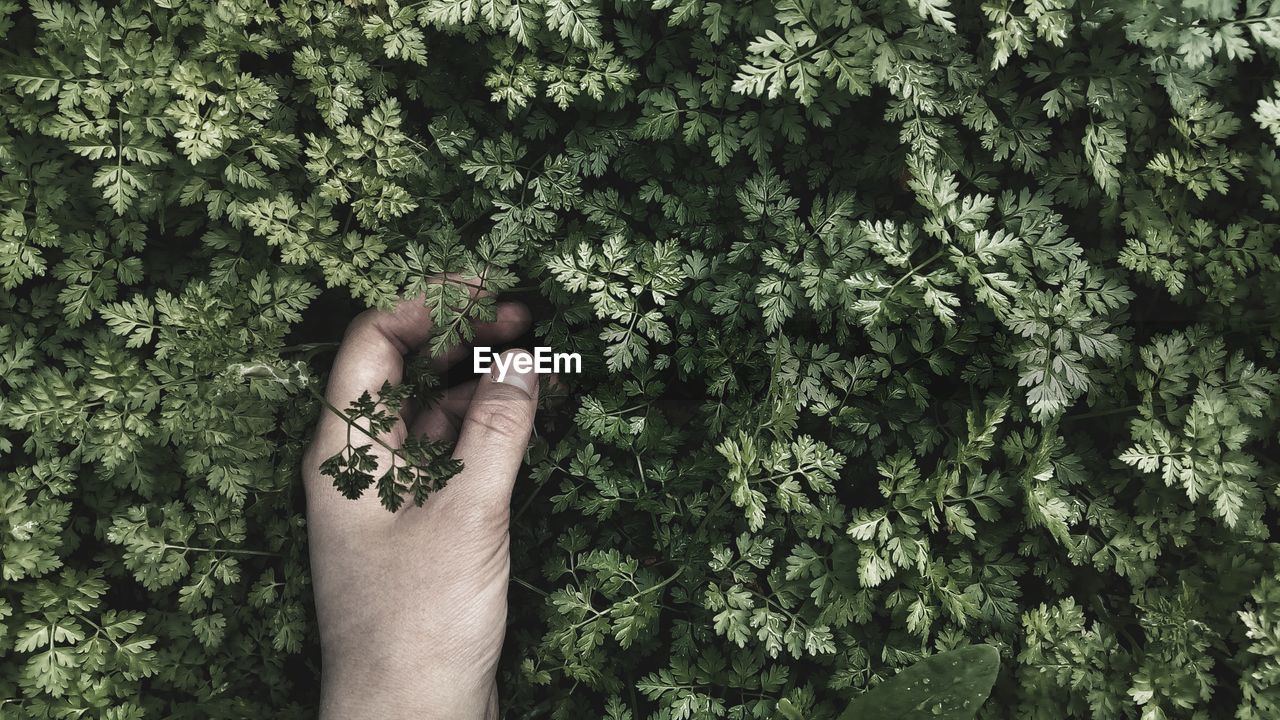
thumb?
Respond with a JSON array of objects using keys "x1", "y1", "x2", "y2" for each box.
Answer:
[{"x1": 441, "y1": 349, "x2": 540, "y2": 522}]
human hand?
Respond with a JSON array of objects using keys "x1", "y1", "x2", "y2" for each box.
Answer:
[{"x1": 303, "y1": 285, "x2": 539, "y2": 720}]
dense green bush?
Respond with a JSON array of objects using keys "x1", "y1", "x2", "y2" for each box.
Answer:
[{"x1": 2, "y1": 0, "x2": 1280, "y2": 717}]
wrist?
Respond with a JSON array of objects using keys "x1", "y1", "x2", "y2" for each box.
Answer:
[{"x1": 319, "y1": 657, "x2": 498, "y2": 720}]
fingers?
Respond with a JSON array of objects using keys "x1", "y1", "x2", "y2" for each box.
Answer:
[
  {"x1": 305, "y1": 273, "x2": 531, "y2": 521},
  {"x1": 314, "y1": 295, "x2": 436, "y2": 451},
  {"x1": 397, "y1": 303, "x2": 530, "y2": 426},
  {"x1": 431, "y1": 350, "x2": 540, "y2": 520},
  {"x1": 408, "y1": 380, "x2": 479, "y2": 443},
  {"x1": 310, "y1": 293, "x2": 527, "y2": 460}
]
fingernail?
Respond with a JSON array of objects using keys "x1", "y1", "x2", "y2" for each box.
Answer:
[{"x1": 491, "y1": 351, "x2": 537, "y2": 397}]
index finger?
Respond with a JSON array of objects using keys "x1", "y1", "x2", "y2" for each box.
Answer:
[{"x1": 313, "y1": 294, "x2": 442, "y2": 452}]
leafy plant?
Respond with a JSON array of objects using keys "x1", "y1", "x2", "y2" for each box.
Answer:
[{"x1": 1, "y1": 0, "x2": 1279, "y2": 718}]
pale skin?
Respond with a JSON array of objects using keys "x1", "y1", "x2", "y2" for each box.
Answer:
[{"x1": 303, "y1": 284, "x2": 540, "y2": 720}]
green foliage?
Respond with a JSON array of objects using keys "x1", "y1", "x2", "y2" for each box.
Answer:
[{"x1": 0, "y1": 0, "x2": 1278, "y2": 718}]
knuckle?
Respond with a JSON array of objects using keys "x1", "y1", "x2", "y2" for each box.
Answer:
[
  {"x1": 341, "y1": 310, "x2": 409, "y2": 354},
  {"x1": 467, "y1": 395, "x2": 533, "y2": 438},
  {"x1": 344, "y1": 310, "x2": 381, "y2": 337},
  {"x1": 340, "y1": 312, "x2": 383, "y2": 346}
]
